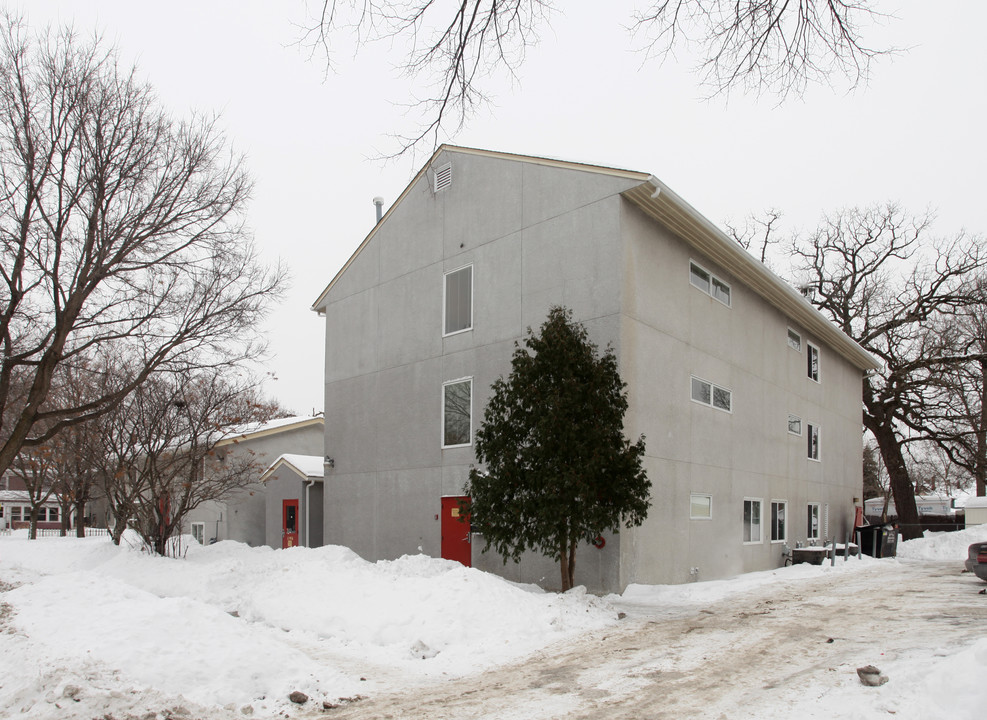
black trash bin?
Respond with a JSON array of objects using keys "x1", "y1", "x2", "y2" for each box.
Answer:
[{"x1": 856, "y1": 523, "x2": 898, "y2": 558}]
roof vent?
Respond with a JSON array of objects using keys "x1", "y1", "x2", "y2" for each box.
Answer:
[{"x1": 433, "y1": 162, "x2": 452, "y2": 192}]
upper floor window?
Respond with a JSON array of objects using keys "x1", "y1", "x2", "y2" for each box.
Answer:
[
  {"x1": 444, "y1": 265, "x2": 473, "y2": 336},
  {"x1": 689, "y1": 261, "x2": 731, "y2": 307},
  {"x1": 807, "y1": 343, "x2": 820, "y2": 382},
  {"x1": 788, "y1": 414, "x2": 802, "y2": 436},
  {"x1": 787, "y1": 328, "x2": 802, "y2": 351},
  {"x1": 691, "y1": 376, "x2": 732, "y2": 412},
  {"x1": 807, "y1": 423, "x2": 820, "y2": 460},
  {"x1": 442, "y1": 378, "x2": 473, "y2": 447}
]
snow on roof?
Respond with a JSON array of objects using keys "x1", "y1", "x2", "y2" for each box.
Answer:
[
  {"x1": 262, "y1": 454, "x2": 325, "y2": 481},
  {"x1": 217, "y1": 415, "x2": 323, "y2": 445},
  {"x1": 0, "y1": 490, "x2": 59, "y2": 504},
  {"x1": 964, "y1": 495, "x2": 987, "y2": 509}
]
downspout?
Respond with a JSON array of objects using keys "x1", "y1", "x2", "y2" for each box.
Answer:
[{"x1": 305, "y1": 479, "x2": 316, "y2": 548}]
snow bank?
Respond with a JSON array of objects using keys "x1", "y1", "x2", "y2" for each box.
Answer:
[
  {"x1": 896, "y1": 523, "x2": 987, "y2": 561},
  {"x1": 0, "y1": 535, "x2": 616, "y2": 718}
]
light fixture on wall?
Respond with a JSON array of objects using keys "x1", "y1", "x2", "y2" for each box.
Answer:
[{"x1": 325, "y1": 456, "x2": 334, "y2": 469}]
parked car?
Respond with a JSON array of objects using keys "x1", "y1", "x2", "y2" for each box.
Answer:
[{"x1": 966, "y1": 542, "x2": 987, "y2": 582}]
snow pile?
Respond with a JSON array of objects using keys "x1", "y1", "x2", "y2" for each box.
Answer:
[
  {"x1": 895, "y1": 523, "x2": 987, "y2": 561},
  {"x1": 2, "y1": 524, "x2": 986, "y2": 719},
  {"x1": 0, "y1": 535, "x2": 615, "y2": 718}
]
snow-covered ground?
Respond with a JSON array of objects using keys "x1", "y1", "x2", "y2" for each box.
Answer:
[{"x1": 1, "y1": 525, "x2": 985, "y2": 719}]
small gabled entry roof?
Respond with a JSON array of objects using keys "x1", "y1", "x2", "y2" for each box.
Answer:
[
  {"x1": 260, "y1": 454, "x2": 325, "y2": 483},
  {"x1": 312, "y1": 145, "x2": 878, "y2": 373}
]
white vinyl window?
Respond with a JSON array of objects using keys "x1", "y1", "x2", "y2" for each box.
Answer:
[
  {"x1": 807, "y1": 423, "x2": 820, "y2": 461},
  {"x1": 788, "y1": 414, "x2": 802, "y2": 436},
  {"x1": 689, "y1": 261, "x2": 731, "y2": 306},
  {"x1": 787, "y1": 328, "x2": 802, "y2": 351},
  {"x1": 691, "y1": 376, "x2": 732, "y2": 412},
  {"x1": 807, "y1": 503, "x2": 820, "y2": 540},
  {"x1": 191, "y1": 522, "x2": 205, "y2": 545},
  {"x1": 771, "y1": 501, "x2": 787, "y2": 542},
  {"x1": 744, "y1": 499, "x2": 763, "y2": 543},
  {"x1": 690, "y1": 493, "x2": 712, "y2": 520},
  {"x1": 442, "y1": 378, "x2": 473, "y2": 448},
  {"x1": 443, "y1": 265, "x2": 473, "y2": 336},
  {"x1": 807, "y1": 343, "x2": 820, "y2": 382}
]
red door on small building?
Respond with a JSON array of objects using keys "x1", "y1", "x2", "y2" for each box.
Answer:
[
  {"x1": 282, "y1": 499, "x2": 299, "y2": 548},
  {"x1": 441, "y1": 496, "x2": 471, "y2": 566}
]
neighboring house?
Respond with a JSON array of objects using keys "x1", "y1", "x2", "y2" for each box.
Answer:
[
  {"x1": 0, "y1": 472, "x2": 69, "y2": 531},
  {"x1": 313, "y1": 146, "x2": 878, "y2": 592},
  {"x1": 0, "y1": 489, "x2": 65, "y2": 531},
  {"x1": 965, "y1": 496, "x2": 987, "y2": 527},
  {"x1": 183, "y1": 416, "x2": 324, "y2": 548},
  {"x1": 864, "y1": 494, "x2": 957, "y2": 519},
  {"x1": 258, "y1": 454, "x2": 325, "y2": 549}
]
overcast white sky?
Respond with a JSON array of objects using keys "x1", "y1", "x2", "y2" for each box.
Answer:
[{"x1": 19, "y1": 1, "x2": 987, "y2": 414}]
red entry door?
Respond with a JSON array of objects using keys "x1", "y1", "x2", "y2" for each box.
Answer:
[
  {"x1": 441, "y1": 496, "x2": 471, "y2": 566},
  {"x1": 282, "y1": 499, "x2": 299, "y2": 548}
]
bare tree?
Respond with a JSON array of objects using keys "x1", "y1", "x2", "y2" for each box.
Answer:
[
  {"x1": 301, "y1": 1, "x2": 893, "y2": 154},
  {"x1": 632, "y1": 1, "x2": 891, "y2": 98},
  {"x1": 725, "y1": 208, "x2": 784, "y2": 265},
  {"x1": 97, "y1": 368, "x2": 279, "y2": 553},
  {"x1": 792, "y1": 204, "x2": 985, "y2": 539},
  {"x1": 918, "y1": 296, "x2": 987, "y2": 497},
  {"x1": 7, "y1": 443, "x2": 58, "y2": 538},
  {"x1": 0, "y1": 16, "x2": 285, "y2": 478}
]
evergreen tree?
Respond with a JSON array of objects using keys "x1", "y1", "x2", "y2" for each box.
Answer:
[{"x1": 465, "y1": 306, "x2": 650, "y2": 591}]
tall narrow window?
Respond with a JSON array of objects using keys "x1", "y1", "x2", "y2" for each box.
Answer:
[
  {"x1": 743, "y1": 499, "x2": 763, "y2": 543},
  {"x1": 444, "y1": 265, "x2": 473, "y2": 335},
  {"x1": 807, "y1": 503, "x2": 820, "y2": 540},
  {"x1": 771, "y1": 501, "x2": 787, "y2": 542},
  {"x1": 191, "y1": 522, "x2": 205, "y2": 545},
  {"x1": 807, "y1": 343, "x2": 820, "y2": 381},
  {"x1": 807, "y1": 423, "x2": 820, "y2": 460},
  {"x1": 442, "y1": 378, "x2": 473, "y2": 447},
  {"x1": 787, "y1": 328, "x2": 802, "y2": 351}
]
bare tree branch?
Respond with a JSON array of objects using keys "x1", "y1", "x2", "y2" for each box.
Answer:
[
  {"x1": 0, "y1": 15, "x2": 286, "y2": 476},
  {"x1": 632, "y1": 0, "x2": 896, "y2": 99},
  {"x1": 299, "y1": 1, "x2": 896, "y2": 156},
  {"x1": 789, "y1": 203, "x2": 985, "y2": 538}
]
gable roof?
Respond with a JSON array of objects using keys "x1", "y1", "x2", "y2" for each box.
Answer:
[
  {"x1": 260, "y1": 453, "x2": 325, "y2": 482},
  {"x1": 311, "y1": 145, "x2": 648, "y2": 312},
  {"x1": 215, "y1": 415, "x2": 324, "y2": 448},
  {"x1": 313, "y1": 145, "x2": 878, "y2": 372}
]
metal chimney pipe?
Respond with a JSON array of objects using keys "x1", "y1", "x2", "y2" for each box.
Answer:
[{"x1": 373, "y1": 196, "x2": 384, "y2": 224}]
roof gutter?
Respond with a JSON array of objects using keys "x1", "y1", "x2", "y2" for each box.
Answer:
[{"x1": 624, "y1": 176, "x2": 879, "y2": 373}]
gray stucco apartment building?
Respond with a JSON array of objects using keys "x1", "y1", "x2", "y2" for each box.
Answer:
[{"x1": 313, "y1": 146, "x2": 878, "y2": 593}]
